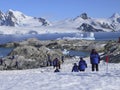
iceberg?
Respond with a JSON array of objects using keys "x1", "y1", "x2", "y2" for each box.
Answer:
[
  {"x1": 75, "y1": 32, "x2": 95, "y2": 40},
  {"x1": 85, "y1": 32, "x2": 95, "y2": 40}
]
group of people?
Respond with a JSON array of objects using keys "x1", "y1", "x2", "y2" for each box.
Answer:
[
  {"x1": 46, "y1": 55, "x2": 64, "y2": 72},
  {"x1": 47, "y1": 55, "x2": 64, "y2": 67},
  {"x1": 53, "y1": 49, "x2": 101, "y2": 73},
  {"x1": 72, "y1": 49, "x2": 101, "y2": 72},
  {"x1": 72, "y1": 57, "x2": 87, "y2": 72}
]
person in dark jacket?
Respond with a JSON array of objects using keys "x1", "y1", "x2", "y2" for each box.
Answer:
[
  {"x1": 90, "y1": 49, "x2": 100, "y2": 71},
  {"x1": 61, "y1": 55, "x2": 64, "y2": 64},
  {"x1": 47, "y1": 54, "x2": 52, "y2": 66},
  {"x1": 15, "y1": 60, "x2": 19, "y2": 69},
  {"x1": 0, "y1": 57, "x2": 3, "y2": 65},
  {"x1": 72, "y1": 63, "x2": 79, "y2": 72},
  {"x1": 53, "y1": 58, "x2": 61, "y2": 69},
  {"x1": 78, "y1": 57, "x2": 87, "y2": 71}
]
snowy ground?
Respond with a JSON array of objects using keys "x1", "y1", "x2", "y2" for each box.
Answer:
[{"x1": 0, "y1": 57, "x2": 120, "y2": 90}]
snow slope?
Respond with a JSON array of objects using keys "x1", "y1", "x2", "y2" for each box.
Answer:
[
  {"x1": 0, "y1": 26, "x2": 80, "y2": 34},
  {"x1": 0, "y1": 57, "x2": 120, "y2": 90}
]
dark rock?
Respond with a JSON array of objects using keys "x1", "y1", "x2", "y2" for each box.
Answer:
[
  {"x1": 0, "y1": 10, "x2": 5, "y2": 25},
  {"x1": 77, "y1": 23, "x2": 103, "y2": 32},
  {"x1": 80, "y1": 13, "x2": 89, "y2": 20},
  {"x1": 102, "y1": 41, "x2": 120, "y2": 63},
  {"x1": 38, "y1": 17, "x2": 49, "y2": 26}
]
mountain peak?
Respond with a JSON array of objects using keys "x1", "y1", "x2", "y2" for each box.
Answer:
[
  {"x1": 8, "y1": 9, "x2": 22, "y2": 13},
  {"x1": 7, "y1": 9, "x2": 25, "y2": 16},
  {"x1": 80, "y1": 13, "x2": 88, "y2": 19},
  {"x1": 111, "y1": 13, "x2": 120, "y2": 18},
  {"x1": 73, "y1": 13, "x2": 89, "y2": 21},
  {"x1": 8, "y1": 9, "x2": 14, "y2": 12}
]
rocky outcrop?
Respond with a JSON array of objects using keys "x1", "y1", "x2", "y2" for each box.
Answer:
[
  {"x1": 74, "y1": 13, "x2": 89, "y2": 20},
  {"x1": 0, "y1": 38, "x2": 109, "y2": 70},
  {"x1": 102, "y1": 40, "x2": 120, "y2": 63},
  {"x1": 57, "y1": 39, "x2": 106, "y2": 52},
  {"x1": 80, "y1": 13, "x2": 89, "y2": 20},
  {"x1": 77, "y1": 23, "x2": 103, "y2": 32},
  {"x1": 0, "y1": 45, "x2": 62, "y2": 70},
  {"x1": 0, "y1": 10, "x2": 5, "y2": 25},
  {"x1": 38, "y1": 17, "x2": 50, "y2": 26},
  {"x1": 19, "y1": 38, "x2": 43, "y2": 47},
  {"x1": 0, "y1": 38, "x2": 107, "y2": 52},
  {"x1": 0, "y1": 38, "x2": 43, "y2": 47}
]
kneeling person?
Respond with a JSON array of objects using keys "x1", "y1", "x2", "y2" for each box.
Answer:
[
  {"x1": 72, "y1": 63, "x2": 79, "y2": 72},
  {"x1": 78, "y1": 57, "x2": 87, "y2": 71}
]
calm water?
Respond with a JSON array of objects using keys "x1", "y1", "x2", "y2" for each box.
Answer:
[
  {"x1": 0, "y1": 32, "x2": 120, "y2": 44},
  {"x1": 0, "y1": 32, "x2": 120, "y2": 57},
  {"x1": 0, "y1": 47, "x2": 14, "y2": 57},
  {"x1": 68, "y1": 50, "x2": 90, "y2": 57}
]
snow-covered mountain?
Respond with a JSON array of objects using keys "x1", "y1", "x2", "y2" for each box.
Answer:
[
  {"x1": 0, "y1": 9, "x2": 50, "y2": 27},
  {"x1": 53, "y1": 13, "x2": 120, "y2": 32},
  {"x1": 0, "y1": 10, "x2": 120, "y2": 34}
]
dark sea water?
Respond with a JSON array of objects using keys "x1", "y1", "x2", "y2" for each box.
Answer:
[
  {"x1": 0, "y1": 47, "x2": 14, "y2": 57},
  {"x1": 0, "y1": 32, "x2": 120, "y2": 44},
  {"x1": 0, "y1": 32, "x2": 120, "y2": 57},
  {"x1": 68, "y1": 50, "x2": 90, "y2": 57}
]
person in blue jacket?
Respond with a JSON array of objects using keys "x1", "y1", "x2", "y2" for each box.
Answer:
[
  {"x1": 53, "y1": 58, "x2": 61, "y2": 69},
  {"x1": 90, "y1": 49, "x2": 100, "y2": 71},
  {"x1": 72, "y1": 63, "x2": 79, "y2": 72},
  {"x1": 78, "y1": 57, "x2": 87, "y2": 72}
]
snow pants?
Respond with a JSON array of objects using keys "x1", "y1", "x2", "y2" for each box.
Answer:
[{"x1": 92, "y1": 64, "x2": 99, "y2": 71}]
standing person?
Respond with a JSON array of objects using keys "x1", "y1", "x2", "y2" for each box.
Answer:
[
  {"x1": 15, "y1": 60, "x2": 19, "y2": 69},
  {"x1": 47, "y1": 54, "x2": 52, "y2": 66},
  {"x1": 61, "y1": 55, "x2": 64, "y2": 64},
  {"x1": 53, "y1": 58, "x2": 61, "y2": 69},
  {"x1": 90, "y1": 49, "x2": 100, "y2": 71},
  {"x1": 0, "y1": 57, "x2": 3, "y2": 65},
  {"x1": 72, "y1": 63, "x2": 79, "y2": 72},
  {"x1": 78, "y1": 57, "x2": 87, "y2": 72},
  {"x1": 53, "y1": 58, "x2": 57, "y2": 68}
]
